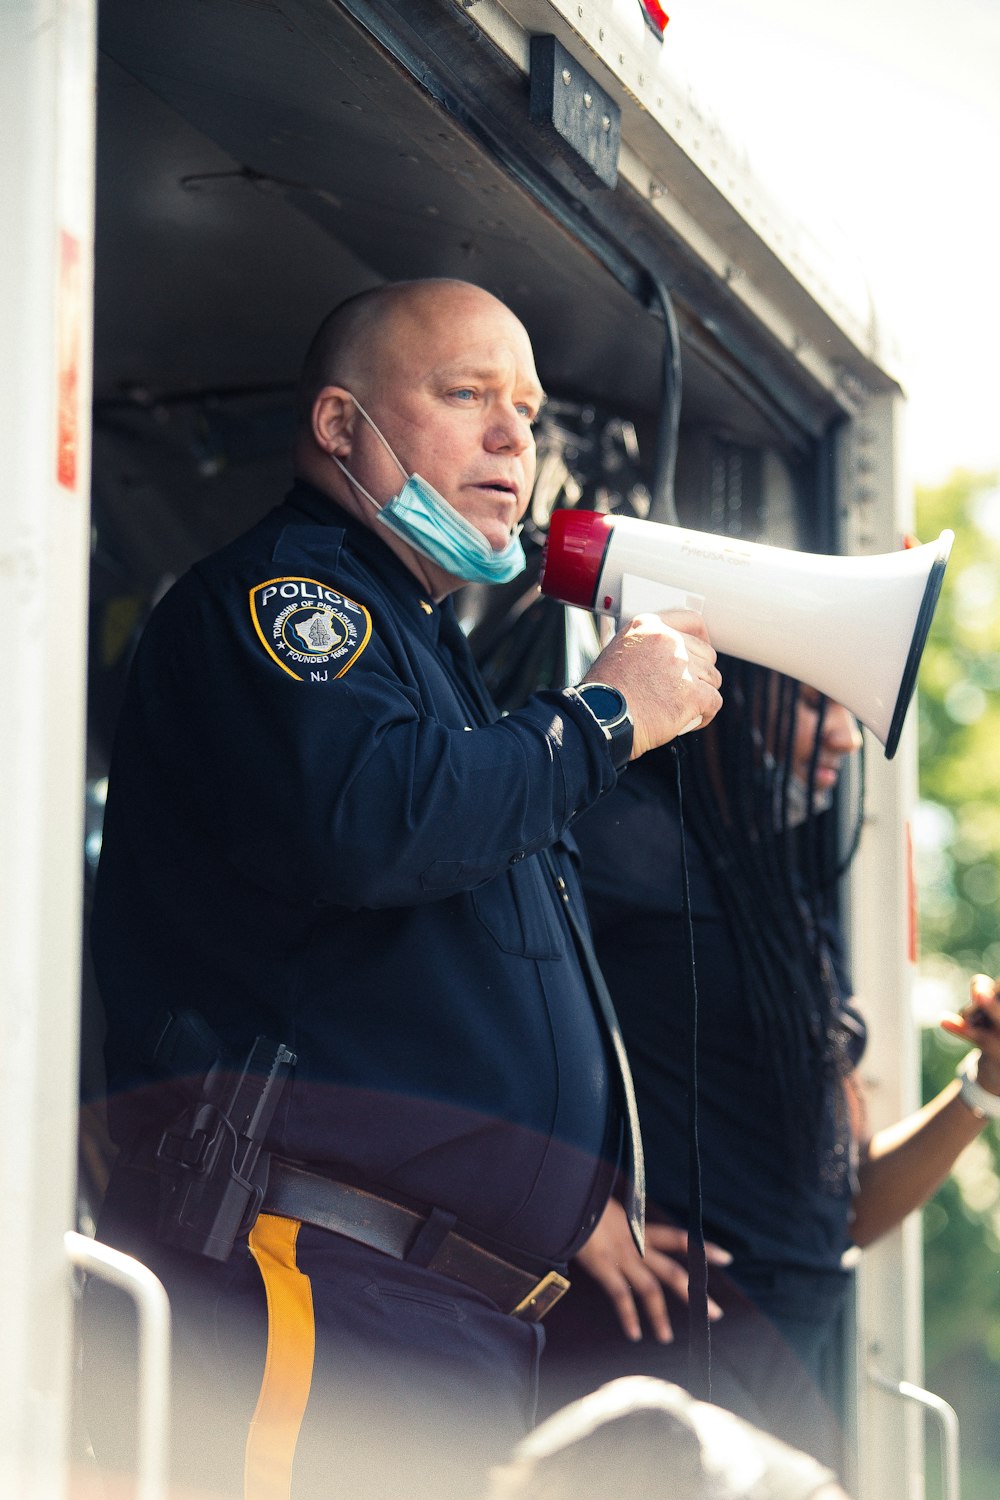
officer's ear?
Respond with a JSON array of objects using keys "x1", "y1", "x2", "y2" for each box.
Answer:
[{"x1": 312, "y1": 386, "x2": 355, "y2": 459}]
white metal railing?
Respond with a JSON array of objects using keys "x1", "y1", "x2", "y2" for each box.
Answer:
[
  {"x1": 66, "y1": 1232, "x2": 171, "y2": 1500},
  {"x1": 869, "y1": 1362, "x2": 960, "y2": 1500}
]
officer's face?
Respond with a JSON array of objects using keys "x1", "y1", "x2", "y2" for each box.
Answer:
[{"x1": 349, "y1": 284, "x2": 543, "y2": 556}]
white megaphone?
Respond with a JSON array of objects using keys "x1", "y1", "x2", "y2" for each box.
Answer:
[{"x1": 540, "y1": 509, "x2": 954, "y2": 759}]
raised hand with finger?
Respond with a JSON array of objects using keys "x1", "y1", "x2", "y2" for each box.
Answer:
[{"x1": 941, "y1": 972, "x2": 1000, "y2": 1113}]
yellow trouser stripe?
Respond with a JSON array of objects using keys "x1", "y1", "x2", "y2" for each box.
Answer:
[{"x1": 245, "y1": 1214, "x2": 316, "y2": 1500}]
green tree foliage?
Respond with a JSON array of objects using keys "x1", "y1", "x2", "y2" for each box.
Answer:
[
  {"x1": 915, "y1": 471, "x2": 1000, "y2": 1499},
  {"x1": 917, "y1": 471, "x2": 1000, "y2": 977}
]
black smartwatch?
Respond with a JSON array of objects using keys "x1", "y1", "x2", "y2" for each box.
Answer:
[{"x1": 564, "y1": 683, "x2": 634, "y2": 773}]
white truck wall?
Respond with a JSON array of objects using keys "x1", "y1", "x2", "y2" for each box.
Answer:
[
  {"x1": 840, "y1": 391, "x2": 927, "y2": 1500},
  {"x1": 0, "y1": 2, "x2": 96, "y2": 1496}
]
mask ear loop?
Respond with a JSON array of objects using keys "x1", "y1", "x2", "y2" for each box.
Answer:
[
  {"x1": 327, "y1": 392, "x2": 410, "y2": 514},
  {"x1": 330, "y1": 391, "x2": 525, "y2": 549}
]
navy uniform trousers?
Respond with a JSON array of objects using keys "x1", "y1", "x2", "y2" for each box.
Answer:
[{"x1": 84, "y1": 1167, "x2": 543, "y2": 1500}]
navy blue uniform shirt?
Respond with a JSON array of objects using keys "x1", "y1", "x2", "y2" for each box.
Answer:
[{"x1": 92, "y1": 481, "x2": 624, "y2": 1263}]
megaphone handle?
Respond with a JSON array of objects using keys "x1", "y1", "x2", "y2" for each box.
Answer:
[{"x1": 619, "y1": 574, "x2": 707, "y2": 622}]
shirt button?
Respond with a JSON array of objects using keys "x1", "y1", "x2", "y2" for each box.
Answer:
[{"x1": 508, "y1": 851, "x2": 525, "y2": 864}]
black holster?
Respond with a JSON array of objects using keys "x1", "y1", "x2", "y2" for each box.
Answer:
[{"x1": 142, "y1": 1009, "x2": 296, "y2": 1261}]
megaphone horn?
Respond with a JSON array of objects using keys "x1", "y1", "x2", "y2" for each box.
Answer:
[{"x1": 540, "y1": 509, "x2": 954, "y2": 760}]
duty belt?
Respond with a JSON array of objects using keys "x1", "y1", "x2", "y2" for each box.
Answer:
[{"x1": 262, "y1": 1160, "x2": 570, "y2": 1322}]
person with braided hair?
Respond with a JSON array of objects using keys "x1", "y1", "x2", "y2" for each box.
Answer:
[{"x1": 539, "y1": 657, "x2": 1000, "y2": 1469}]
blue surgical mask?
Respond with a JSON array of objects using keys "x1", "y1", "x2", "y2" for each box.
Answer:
[{"x1": 330, "y1": 395, "x2": 527, "y2": 585}]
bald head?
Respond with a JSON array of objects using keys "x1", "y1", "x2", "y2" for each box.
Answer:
[
  {"x1": 296, "y1": 279, "x2": 524, "y2": 429},
  {"x1": 293, "y1": 277, "x2": 542, "y2": 596}
]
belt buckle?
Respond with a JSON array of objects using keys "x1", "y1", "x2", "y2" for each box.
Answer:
[{"x1": 511, "y1": 1269, "x2": 571, "y2": 1322}]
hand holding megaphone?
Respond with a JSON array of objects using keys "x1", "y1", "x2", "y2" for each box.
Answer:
[
  {"x1": 542, "y1": 509, "x2": 954, "y2": 758},
  {"x1": 583, "y1": 608, "x2": 724, "y2": 758}
]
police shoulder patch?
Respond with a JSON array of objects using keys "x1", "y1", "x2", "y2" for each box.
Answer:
[{"x1": 249, "y1": 576, "x2": 372, "y2": 681}]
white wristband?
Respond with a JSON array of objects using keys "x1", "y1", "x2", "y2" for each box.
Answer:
[{"x1": 956, "y1": 1050, "x2": 1000, "y2": 1120}]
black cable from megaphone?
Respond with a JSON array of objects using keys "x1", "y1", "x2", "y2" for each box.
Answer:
[
  {"x1": 671, "y1": 740, "x2": 713, "y2": 1402},
  {"x1": 646, "y1": 272, "x2": 683, "y2": 526},
  {"x1": 645, "y1": 268, "x2": 713, "y2": 1392}
]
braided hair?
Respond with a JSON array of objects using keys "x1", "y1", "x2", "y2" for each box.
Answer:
[{"x1": 674, "y1": 655, "x2": 865, "y2": 1186}]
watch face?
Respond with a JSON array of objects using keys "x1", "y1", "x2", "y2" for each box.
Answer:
[{"x1": 580, "y1": 684, "x2": 626, "y2": 723}]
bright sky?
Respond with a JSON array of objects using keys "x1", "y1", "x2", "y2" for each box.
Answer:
[{"x1": 673, "y1": 0, "x2": 1000, "y2": 486}]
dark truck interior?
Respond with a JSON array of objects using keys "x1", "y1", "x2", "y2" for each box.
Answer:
[{"x1": 80, "y1": 0, "x2": 860, "y2": 1218}]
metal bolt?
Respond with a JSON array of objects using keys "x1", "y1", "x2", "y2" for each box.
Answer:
[
  {"x1": 583, "y1": 91, "x2": 593, "y2": 108},
  {"x1": 561, "y1": 68, "x2": 572, "y2": 86},
  {"x1": 602, "y1": 114, "x2": 611, "y2": 132}
]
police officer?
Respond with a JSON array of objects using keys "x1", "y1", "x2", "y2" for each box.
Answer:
[{"x1": 85, "y1": 278, "x2": 722, "y2": 1500}]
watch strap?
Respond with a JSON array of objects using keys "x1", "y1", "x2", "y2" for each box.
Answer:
[{"x1": 563, "y1": 683, "x2": 633, "y2": 773}]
